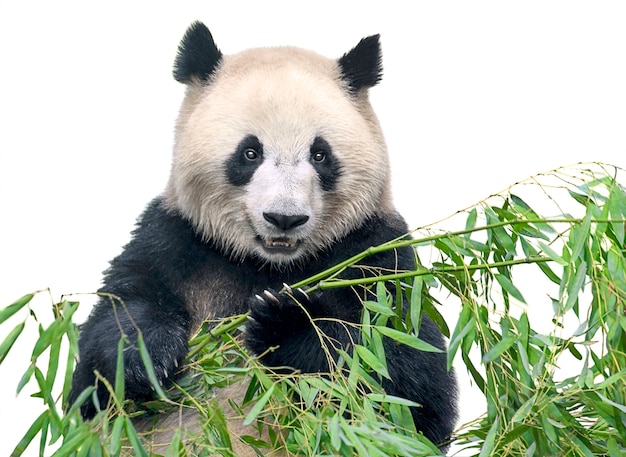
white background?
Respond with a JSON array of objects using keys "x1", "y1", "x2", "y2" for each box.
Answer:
[{"x1": 1, "y1": 1, "x2": 625, "y2": 455}]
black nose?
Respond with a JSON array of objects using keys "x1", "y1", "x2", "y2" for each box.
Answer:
[{"x1": 263, "y1": 212, "x2": 309, "y2": 231}]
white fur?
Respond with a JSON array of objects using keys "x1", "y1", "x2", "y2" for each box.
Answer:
[{"x1": 165, "y1": 46, "x2": 395, "y2": 266}]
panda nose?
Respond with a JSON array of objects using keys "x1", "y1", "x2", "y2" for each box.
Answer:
[{"x1": 263, "y1": 212, "x2": 309, "y2": 231}]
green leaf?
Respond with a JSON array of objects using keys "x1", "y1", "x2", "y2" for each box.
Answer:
[
  {"x1": 570, "y1": 208, "x2": 592, "y2": 261},
  {"x1": 109, "y1": 416, "x2": 125, "y2": 456},
  {"x1": 511, "y1": 394, "x2": 537, "y2": 423},
  {"x1": 114, "y1": 337, "x2": 125, "y2": 400},
  {"x1": 366, "y1": 393, "x2": 420, "y2": 407},
  {"x1": 0, "y1": 293, "x2": 34, "y2": 325},
  {"x1": 422, "y1": 296, "x2": 450, "y2": 337},
  {"x1": 124, "y1": 419, "x2": 149, "y2": 457},
  {"x1": 16, "y1": 364, "x2": 35, "y2": 395},
  {"x1": 465, "y1": 208, "x2": 478, "y2": 236},
  {"x1": 354, "y1": 344, "x2": 390, "y2": 379},
  {"x1": 376, "y1": 281, "x2": 388, "y2": 308},
  {"x1": 0, "y1": 322, "x2": 25, "y2": 365},
  {"x1": 536, "y1": 259, "x2": 561, "y2": 284},
  {"x1": 563, "y1": 260, "x2": 587, "y2": 313},
  {"x1": 596, "y1": 392, "x2": 626, "y2": 414},
  {"x1": 538, "y1": 242, "x2": 568, "y2": 266},
  {"x1": 31, "y1": 319, "x2": 61, "y2": 360},
  {"x1": 375, "y1": 327, "x2": 443, "y2": 353},
  {"x1": 495, "y1": 274, "x2": 526, "y2": 303},
  {"x1": 362, "y1": 300, "x2": 395, "y2": 317},
  {"x1": 478, "y1": 416, "x2": 500, "y2": 457},
  {"x1": 408, "y1": 276, "x2": 423, "y2": 334},
  {"x1": 447, "y1": 307, "x2": 475, "y2": 370},
  {"x1": 510, "y1": 194, "x2": 537, "y2": 217},
  {"x1": 136, "y1": 332, "x2": 168, "y2": 400},
  {"x1": 11, "y1": 411, "x2": 46, "y2": 456},
  {"x1": 49, "y1": 428, "x2": 93, "y2": 457},
  {"x1": 243, "y1": 383, "x2": 275, "y2": 425},
  {"x1": 44, "y1": 330, "x2": 62, "y2": 410},
  {"x1": 607, "y1": 437, "x2": 622, "y2": 457},
  {"x1": 482, "y1": 333, "x2": 516, "y2": 364}
]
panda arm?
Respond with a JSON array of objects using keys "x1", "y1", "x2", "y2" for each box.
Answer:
[{"x1": 69, "y1": 199, "x2": 194, "y2": 418}]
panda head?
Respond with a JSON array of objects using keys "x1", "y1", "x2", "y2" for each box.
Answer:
[{"x1": 165, "y1": 21, "x2": 396, "y2": 266}]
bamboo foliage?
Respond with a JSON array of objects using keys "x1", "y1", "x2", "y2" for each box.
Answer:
[{"x1": 1, "y1": 163, "x2": 624, "y2": 456}]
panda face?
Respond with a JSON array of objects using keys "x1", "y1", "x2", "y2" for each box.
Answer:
[
  {"x1": 166, "y1": 33, "x2": 394, "y2": 266},
  {"x1": 227, "y1": 132, "x2": 342, "y2": 264}
]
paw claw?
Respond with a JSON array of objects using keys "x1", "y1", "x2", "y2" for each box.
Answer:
[
  {"x1": 297, "y1": 288, "x2": 310, "y2": 301},
  {"x1": 283, "y1": 283, "x2": 293, "y2": 294},
  {"x1": 263, "y1": 289, "x2": 280, "y2": 304}
]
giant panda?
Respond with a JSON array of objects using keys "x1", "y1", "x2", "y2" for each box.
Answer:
[{"x1": 69, "y1": 21, "x2": 458, "y2": 453}]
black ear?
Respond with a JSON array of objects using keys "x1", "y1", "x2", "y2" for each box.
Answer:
[
  {"x1": 338, "y1": 35, "x2": 383, "y2": 93},
  {"x1": 173, "y1": 21, "x2": 223, "y2": 84}
]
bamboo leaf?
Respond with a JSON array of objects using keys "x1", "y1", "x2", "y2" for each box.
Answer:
[
  {"x1": 564, "y1": 261, "x2": 587, "y2": 313},
  {"x1": 136, "y1": 332, "x2": 168, "y2": 400},
  {"x1": 495, "y1": 274, "x2": 526, "y2": 303},
  {"x1": 409, "y1": 276, "x2": 423, "y2": 334},
  {"x1": 362, "y1": 300, "x2": 395, "y2": 317},
  {"x1": 478, "y1": 416, "x2": 499, "y2": 457},
  {"x1": 243, "y1": 383, "x2": 275, "y2": 426},
  {"x1": 114, "y1": 337, "x2": 125, "y2": 400},
  {"x1": 538, "y1": 242, "x2": 568, "y2": 266},
  {"x1": 465, "y1": 208, "x2": 478, "y2": 236},
  {"x1": 511, "y1": 394, "x2": 537, "y2": 423},
  {"x1": 16, "y1": 364, "x2": 35, "y2": 395},
  {"x1": 109, "y1": 416, "x2": 125, "y2": 456},
  {"x1": 354, "y1": 344, "x2": 390, "y2": 379},
  {"x1": 448, "y1": 309, "x2": 475, "y2": 370},
  {"x1": 0, "y1": 293, "x2": 34, "y2": 325},
  {"x1": 0, "y1": 322, "x2": 25, "y2": 365},
  {"x1": 49, "y1": 428, "x2": 93, "y2": 457},
  {"x1": 375, "y1": 327, "x2": 443, "y2": 353},
  {"x1": 607, "y1": 437, "x2": 622, "y2": 457},
  {"x1": 124, "y1": 419, "x2": 149, "y2": 457},
  {"x1": 482, "y1": 333, "x2": 516, "y2": 364},
  {"x1": 11, "y1": 411, "x2": 46, "y2": 456},
  {"x1": 366, "y1": 393, "x2": 420, "y2": 407}
]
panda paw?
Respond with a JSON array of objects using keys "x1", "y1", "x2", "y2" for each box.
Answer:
[{"x1": 245, "y1": 285, "x2": 313, "y2": 357}]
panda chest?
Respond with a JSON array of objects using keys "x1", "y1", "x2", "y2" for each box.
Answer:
[{"x1": 179, "y1": 257, "x2": 281, "y2": 333}]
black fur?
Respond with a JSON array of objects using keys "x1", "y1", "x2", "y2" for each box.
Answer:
[
  {"x1": 310, "y1": 136, "x2": 342, "y2": 191},
  {"x1": 173, "y1": 21, "x2": 223, "y2": 84},
  {"x1": 226, "y1": 135, "x2": 264, "y2": 186},
  {"x1": 338, "y1": 34, "x2": 383, "y2": 92},
  {"x1": 69, "y1": 198, "x2": 458, "y2": 448}
]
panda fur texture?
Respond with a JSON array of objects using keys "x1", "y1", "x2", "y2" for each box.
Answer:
[{"x1": 69, "y1": 21, "x2": 458, "y2": 451}]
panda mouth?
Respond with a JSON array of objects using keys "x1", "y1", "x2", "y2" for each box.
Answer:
[{"x1": 259, "y1": 236, "x2": 301, "y2": 251}]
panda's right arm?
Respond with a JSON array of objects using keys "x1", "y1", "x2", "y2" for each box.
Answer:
[{"x1": 69, "y1": 198, "x2": 195, "y2": 418}]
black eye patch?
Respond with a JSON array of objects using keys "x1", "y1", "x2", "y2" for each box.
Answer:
[
  {"x1": 310, "y1": 136, "x2": 341, "y2": 191},
  {"x1": 226, "y1": 135, "x2": 264, "y2": 186}
]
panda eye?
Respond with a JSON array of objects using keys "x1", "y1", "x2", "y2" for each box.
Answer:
[
  {"x1": 311, "y1": 151, "x2": 326, "y2": 163},
  {"x1": 244, "y1": 148, "x2": 259, "y2": 161}
]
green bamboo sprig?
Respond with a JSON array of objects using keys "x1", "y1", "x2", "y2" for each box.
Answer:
[
  {"x1": 312, "y1": 255, "x2": 553, "y2": 292},
  {"x1": 186, "y1": 313, "x2": 249, "y2": 361},
  {"x1": 290, "y1": 217, "x2": 622, "y2": 292}
]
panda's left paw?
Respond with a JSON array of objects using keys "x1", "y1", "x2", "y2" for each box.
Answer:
[{"x1": 245, "y1": 286, "x2": 312, "y2": 356}]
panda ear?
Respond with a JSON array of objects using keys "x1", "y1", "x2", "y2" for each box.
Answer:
[
  {"x1": 173, "y1": 21, "x2": 223, "y2": 84},
  {"x1": 338, "y1": 34, "x2": 383, "y2": 93}
]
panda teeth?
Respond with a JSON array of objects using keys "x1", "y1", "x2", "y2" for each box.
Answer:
[{"x1": 262, "y1": 236, "x2": 299, "y2": 250}]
